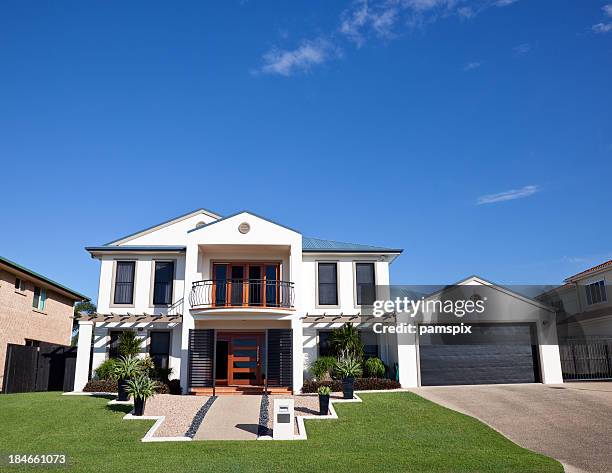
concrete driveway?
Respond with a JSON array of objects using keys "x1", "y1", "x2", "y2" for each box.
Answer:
[{"x1": 410, "y1": 383, "x2": 612, "y2": 473}]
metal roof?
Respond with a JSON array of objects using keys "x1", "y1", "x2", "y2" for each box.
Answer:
[
  {"x1": 302, "y1": 237, "x2": 403, "y2": 253},
  {"x1": 0, "y1": 255, "x2": 89, "y2": 301},
  {"x1": 86, "y1": 246, "x2": 186, "y2": 253}
]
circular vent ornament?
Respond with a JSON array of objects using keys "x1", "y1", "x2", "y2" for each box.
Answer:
[{"x1": 238, "y1": 222, "x2": 251, "y2": 234}]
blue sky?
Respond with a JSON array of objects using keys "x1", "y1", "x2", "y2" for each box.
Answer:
[{"x1": 1, "y1": 0, "x2": 611, "y2": 302}]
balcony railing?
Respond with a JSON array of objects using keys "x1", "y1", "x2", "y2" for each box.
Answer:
[{"x1": 189, "y1": 279, "x2": 295, "y2": 309}]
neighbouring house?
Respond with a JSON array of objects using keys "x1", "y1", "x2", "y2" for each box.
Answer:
[
  {"x1": 73, "y1": 208, "x2": 564, "y2": 393},
  {"x1": 0, "y1": 255, "x2": 88, "y2": 391},
  {"x1": 537, "y1": 260, "x2": 612, "y2": 381},
  {"x1": 539, "y1": 259, "x2": 612, "y2": 339}
]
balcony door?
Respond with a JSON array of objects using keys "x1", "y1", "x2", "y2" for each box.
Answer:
[{"x1": 212, "y1": 263, "x2": 280, "y2": 307}]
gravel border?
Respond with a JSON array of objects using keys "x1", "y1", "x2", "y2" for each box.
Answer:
[{"x1": 185, "y1": 396, "x2": 217, "y2": 438}]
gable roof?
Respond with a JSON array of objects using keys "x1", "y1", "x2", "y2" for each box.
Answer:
[
  {"x1": 564, "y1": 259, "x2": 612, "y2": 282},
  {"x1": 187, "y1": 210, "x2": 301, "y2": 234},
  {"x1": 105, "y1": 207, "x2": 222, "y2": 245},
  {"x1": 302, "y1": 237, "x2": 403, "y2": 254},
  {"x1": 0, "y1": 255, "x2": 88, "y2": 301}
]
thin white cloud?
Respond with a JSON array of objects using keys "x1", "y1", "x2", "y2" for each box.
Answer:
[
  {"x1": 255, "y1": 0, "x2": 521, "y2": 77},
  {"x1": 477, "y1": 185, "x2": 539, "y2": 205},
  {"x1": 257, "y1": 38, "x2": 338, "y2": 76},
  {"x1": 495, "y1": 0, "x2": 518, "y2": 6},
  {"x1": 513, "y1": 43, "x2": 531, "y2": 55},
  {"x1": 603, "y1": 4, "x2": 612, "y2": 17},
  {"x1": 464, "y1": 61, "x2": 482, "y2": 71},
  {"x1": 593, "y1": 22, "x2": 612, "y2": 33}
]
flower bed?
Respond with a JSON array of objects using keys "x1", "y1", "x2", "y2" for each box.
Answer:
[{"x1": 301, "y1": 378, "x2": 401, "y2": 393}]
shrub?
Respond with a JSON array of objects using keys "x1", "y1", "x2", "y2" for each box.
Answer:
[
  {"x1": 310, "y1": 356, "x2": 336, "y2": 380},
  {"x1": 113, "y1": 355, "x2": 143, "y2": 380},
  {"x1": 317, "y1": 385, "x2": 331, "y2": 396},
  {"x1": 125, "y1": 376, "x2": 159, "y2": 400},
  {"x1": 83, "y1": 379, "x2": 117, "y2": 393},
  {"x1": 94, "y1": 359, "x2": 118, "y2": 380},
  {"x1": 329, "y1": 323, "x2": 364, "y2": 359},
  {"x1": 166, "y1": 379, "x2": 182, "y2": 394},
  {"x1": 364, "y1": 357, "x2": 386, "y2": 378},
  {"x1": 335, "y1": 357, "x2": 363, "y2": 379},
  {"x1": 118, "y1": 331, "x2": 142, "y2": 357},
  {"x1": 301, "y1": 378, "x2": 401, "y2": 393}
]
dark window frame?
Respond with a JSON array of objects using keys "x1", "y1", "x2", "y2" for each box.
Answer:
[
  {"x1": 355, "y1": 262, "x2": 376, "y2": 306},
  {"x1": 317, "y1": 262, "x2": 338, "y2": 306},
  {"x1": 153, "y1": 260, "x2": 174, "y2": 306},
  {"x1": 113, "y1": 261, "x2": 136, "y2": 305}
]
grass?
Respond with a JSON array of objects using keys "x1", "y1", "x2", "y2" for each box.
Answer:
[{"x1": 0, "y1": 391, "x2": 562, "y2": 473}]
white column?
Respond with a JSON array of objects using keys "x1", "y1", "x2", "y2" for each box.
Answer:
[
  {"x1": 180, "y1": 241, "x2": 198, "y2": 394},
  {"x1": 74, "y1": 321, "x2": 94, "y2": 391},
  {"x1": 291, "y1": 317, "x2": 304, "y2": 393},
  {"x1": 396, "y1": 313, "x2": 419, "y2": 387},
  {"x1": 538, "y1": 318, "x2": 564, "y2": 384}
]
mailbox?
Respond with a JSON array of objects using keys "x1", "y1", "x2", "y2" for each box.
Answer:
[{"x1": 273, "y1": 398, "x2": 294, "y2": 440}]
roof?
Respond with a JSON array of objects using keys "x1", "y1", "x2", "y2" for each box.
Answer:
[
  {"x1": 105, "y1": 207, "x2": 222, "y2": 245},
  {"x1": 187, "y1": 210, "x2": 300, "y2": 234},
  {"x1": 86, "y1": 246, "x2": 186, "y2": 254},
  {"x1": 302, "y1": 237, "x2": 403, "y2": 253},
  {"x1": 0, "y1": 255, "x2": 88, "y2": 301},
  {"x1": 564, "y1": 259, "x2": 612, "y2": 282}
]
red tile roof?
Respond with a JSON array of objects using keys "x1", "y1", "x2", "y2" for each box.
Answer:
[{"x1": 564, "y1": 259, "x2": 612, "y2": 282}]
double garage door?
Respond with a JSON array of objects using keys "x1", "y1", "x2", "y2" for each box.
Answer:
[{"x1": 419, "y1": 323, "x2": 541, "y2": 386}]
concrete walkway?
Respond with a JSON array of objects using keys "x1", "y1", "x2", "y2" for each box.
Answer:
[
  {"x1": 194, "y1": 395, "x2": 262, "y2": 440},
  {"x1": 410, "y1": 383, "x2": 612, "y2": 473}
]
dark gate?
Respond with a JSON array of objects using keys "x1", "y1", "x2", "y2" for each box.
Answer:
[
  {"x1": 267, "y1": 329, "x2": 293, "y2": 388},
  {"x1": 188, "y1": 329, "x2": 215, "y2": 389},
  {"x1": 2, "y1": 342, "x2": 77, "y2": 394},
  {"x1": 560, "y1": 337, "x2": 612, "y2": 381}
]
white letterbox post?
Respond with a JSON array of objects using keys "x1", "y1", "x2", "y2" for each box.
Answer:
[{"x1": 273, "y1": 398, "x2": 294, "y2": 440}]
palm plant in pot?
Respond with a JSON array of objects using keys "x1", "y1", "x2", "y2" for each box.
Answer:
[
  {"x1": 335, "y1": 357, "x2": 362, "y2": 399},
  {"x1": 113, "y1": 355, "x2": 143, "y2": 401},
  {"x1": 126, "y1": 375, "x2": 159, "y2": 416},
  {"x1": 317, "y1": 385, "x2": 331, "y2": 415}
]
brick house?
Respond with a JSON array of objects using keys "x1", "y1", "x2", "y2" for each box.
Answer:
[{"x1": 0, "y1": 255, "x2": 88, "y2": 390}]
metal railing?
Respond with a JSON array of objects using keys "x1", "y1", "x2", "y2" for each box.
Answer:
[
  {"x1": 189, "y1": 279, "x2": 294, "y2": 309},
  {"x1": 559, "y1": 337, "x2": 612, "y2": 381}
]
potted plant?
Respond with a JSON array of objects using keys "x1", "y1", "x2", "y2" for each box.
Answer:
[
  {"x1": 125, "y1": 375, "x2": 159, "y2": 416},
  {"x1": 317, "y1": 385, "x2": 331, "y2": 415},
  {"x1": 335, "y1": 357, "x2": 362, "y2": 399},
  {"x1": 113, "y1": 355, "x2": 143, "y2": 401}
]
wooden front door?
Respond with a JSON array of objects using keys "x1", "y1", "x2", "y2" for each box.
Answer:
[{"x1": 218, "y1": 333, "x2": 264, "y2": 386}]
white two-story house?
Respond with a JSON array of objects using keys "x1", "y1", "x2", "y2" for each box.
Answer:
[{"x1": 73, "y1": 208, "x2": 564, "y2": 394}]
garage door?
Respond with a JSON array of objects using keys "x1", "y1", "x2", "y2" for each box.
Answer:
[{"x1": 419, "y1": 323, "x2": 540, "y2": 386}]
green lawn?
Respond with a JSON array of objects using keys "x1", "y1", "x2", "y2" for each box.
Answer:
[{"x1": 0, "y1": 392, "x2": 562, "y2": 473}]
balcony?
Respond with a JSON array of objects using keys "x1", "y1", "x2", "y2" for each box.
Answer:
[{"x1": 189, "y1": 279, "x2": 295, "y2": 310}]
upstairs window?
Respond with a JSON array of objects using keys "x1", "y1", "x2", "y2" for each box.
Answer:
[
  {"x1": 355, "y1": 263, "x2": 376, "y2": 305},
  {"x1": 32, "y1": 286, "x2": 46, "y2": 311},
  {"x1": 585, "y1": 280, "x2": 607, "y2": 305},
  {"x1": 318, "y1": 263, "x2": 338, "y2": 306},
  {"x1": 14, "y1": 277, "x2": 26, "y2": 292},
  {"x1": 153, "y1": 261, "x2": 174, "y2": 305},
  {"x1": 114, "y1": 261, "x2": 135, "y2": 305}
]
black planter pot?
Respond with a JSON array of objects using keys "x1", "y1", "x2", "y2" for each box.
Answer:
[
  {"x1": 342, "y1": 377, "x2": 355, "y2": 399},
  {"x1": 318, "y1": 394, "x2": 330, "y2": 415},
  {"x1": 133, "y1": 397, "x2": 146, "y2": 416},
  {"x1": 117, "y1": 378, "x2": 129, "y2": 401}
]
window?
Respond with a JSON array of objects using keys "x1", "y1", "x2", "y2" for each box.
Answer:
[
  {"x1": 317, "y1": 329, "x2": 379, "y2": 359},
  {"x1": 585, "y1": 280, "x2": 607, "y2": 305},
  {"x1": 114, "y1": 261, "x2": 135, "y2": 305},
  {"x1": 153, "y1": 261, "x2": 174, "y2": 305},
  {"x1": 355, "y1": 263, "x2": 376, "y2": 305},
  {"x1": 25, "y1": 339, "x2": 40, "y2": 347},
  {"x1": 32, "y1": 286, "x2": 46, "y2": 311},
  {"x1": 149, "y1": 331, "x2": 171, "y2": 369},
  {"x1": 109, "y1": 331, "x2": 122, "y2": 358},
  {"x1": 14, "y1": 277, "x2": 25, "y2": 292},
  {"x1": 318, "y1": 330, "x2": 333, "y2": 357},
  {"x1": 318, "y1": 263, "x2": 338, "y2": 306}
]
